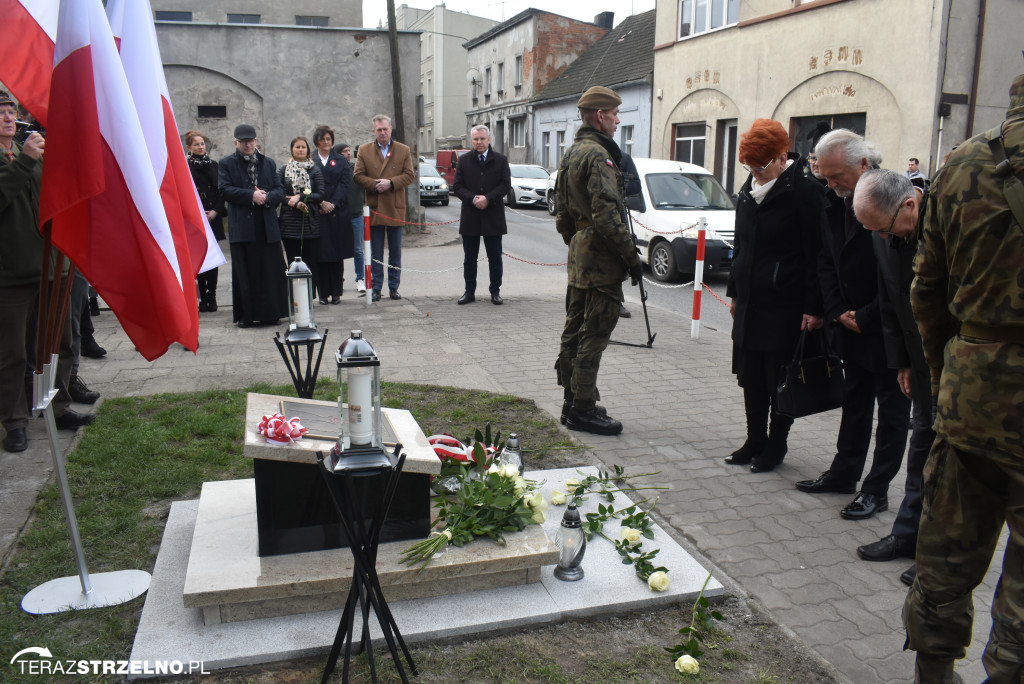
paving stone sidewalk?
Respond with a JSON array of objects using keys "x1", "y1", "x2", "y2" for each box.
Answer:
[{"x1": 1, "y1": 229, "x2": 1002, "y2": 683}]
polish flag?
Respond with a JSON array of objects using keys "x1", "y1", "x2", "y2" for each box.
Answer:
[
  {"x1": 106, "y1": 0, "x2": 225, "y2": 277},
  {"x1": 39, "y1": 0, "x2": 197, "y2": 360},
  {"x1": 0, "y1": 0, "x2": 57, "y2": 126}
]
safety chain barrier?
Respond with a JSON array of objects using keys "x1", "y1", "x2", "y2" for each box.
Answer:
[
  {"x1": 502, "y1": 253, "x2": 567, "y2": 267},
  {"x1": 369, "y1": 208, "x2": 460, "y2": 227},
  {"x1": 641, "y1": 276, "x2": 694, "y2": 289},
  {"x1": 630, "y1": 216, "x2": 697, "y2": 236},
  {"x1": 505, "y1": 205, "x2": 556, "y2": 222},
  {"x1": 700, "y1": 280, "x2": 730, "y2": 307}
]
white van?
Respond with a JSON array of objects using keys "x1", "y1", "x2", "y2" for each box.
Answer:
[{"x1": 626, "y1": 158, "x2": 736, "y2": 281}]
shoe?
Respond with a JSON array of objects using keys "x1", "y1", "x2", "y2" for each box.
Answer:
[
  {"x1": 198, "y1": 299, "x2": 209, "y2": 312},
  {"x1": 724, "y1": 438, "x2": 765, "y2": 465},
  {"x1": 491, "y1": 293, "x2": 503, "y2": 305},
  {"x1": 89, "y1": 296, "x2": 101, "y2": 316},
  {"x1": 750, "y1": 438, "x2": 788, "y2": 473},
  {"x1": 749, "y1": 459, "x2": 779, "y2": 473},
  {"x1": 69, "y1": 375, "x2": 100, "y2": 405},
  {"x1": 371, "y1": 291, "x2": 381, "y2": 302},
  {"x1": 389, "y1": 291, "x2": 402, "y2": 300},
  {"x1": 458, "y1": 292, "x2": 475, "y2": 305},
  {"x1": 55, "y1": 410, "x2": 96, "y2": 430},
  {"x1": 3, "y1": 427, "x2": 27, "y2": 453},
  {"x1": 840, "y1": 492, "x2": 888, "y2": 520},
  {"x1": 619, "y1": 304, "x2": 631, "y2": 318},
  {"x1": 319, "y1": 298, "x2": 328, "y2": 305},
  {"x1": 331, "y1": 296, "x2": 341, "y2": 305},
  {"x1": 795, "y1": 470, "x2": 857, "y2": 494},
  {"x1": 857, "y1": 534, "x2": 915, "y2": 561},
  {"x1": 565, "y1": 406, "x2": 623, "y2": 436},
  {"x1": 81, "y1": 337, "x2": 107, "y2": 359},
  {"x1": 208, "y1": 297, "x2": 217, "y2": 313},
  {"x1": 356, "y1": 279, "x2": 366, "y2": 293},
  {"x1": 237, "y1": 320, "x2": 252, "y2": 328},
  {"x1": 559, "y1": 401, "x2": 607, "y2": 425},
  {"x1": 900, "y1": 564, "x2": 917, "y2": 586}
]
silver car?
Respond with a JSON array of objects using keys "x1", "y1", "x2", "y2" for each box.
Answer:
[
  {"x1": 505, "y1": 164, "x2": 550, "y2": 208},
  {"x1": 419, "y1": 163, "x2": 449, "y2": 206}
]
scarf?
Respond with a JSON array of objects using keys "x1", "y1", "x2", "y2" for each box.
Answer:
[
  {"x1": 749, "y1": 159, "x2": 794, "y2": 205},
  {"x1": 284, "y1": 158, "x2": 313, "y2": 193},
  {"x1": 237, "y1": 150, "x2": 260, "y2": 188},
  {"x1": 187, "y1": 151, "x2": 214, "y2": 167}
]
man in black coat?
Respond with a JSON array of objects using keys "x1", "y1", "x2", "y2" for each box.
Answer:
[
  {"x1": 852, "y1": 168, "x2": 934, "y2": 586},
  {"x1": 453, "y1": 125, "x2": 511, "y2": 305},
  {"x1": 799, "y1": 129, "x2": 910, "y2": 520}
]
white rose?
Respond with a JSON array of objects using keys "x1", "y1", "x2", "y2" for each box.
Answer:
[
  {"x1": 513, "y1": 476, "x2": 528, "y2": 495},
  {"x1": 648, "y1": 570, "x2": 670, "y2": 592},
  {"x1": 488, "y1": 464, "x2": 501, "y2": 475},
  {"x1": 620, "y1": 527, "x2": 642, "y2": 545},
  {"x1": 501, "y1": 463, "x2": 520, "y2": 479},
  {"x1": 526, "y1": 492, "x2": 548, "y2": 512},
  {"x1": 674, "y1": 655, "x2": 699, "y2": 674},
  {"x1": 565, "y1": 477, "x2": 580, "y2": 489},
  {"x1": 531, "y1": 509, "x2": 546, "y2": 524},
  {"x1": 551, "y1": 490, "x2": 567, "y2": 505}
]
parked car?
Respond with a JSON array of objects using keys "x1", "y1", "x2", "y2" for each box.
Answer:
[
  {"x1": 435, "y1": 149, "x2": 469, "y2": 187},
  {"x1": 626, "y1": 158, "x2": 736, "y2": 281},
  {"x1": 505, "y1": 164, "x2": 550, "y2": 208},
  {"x1": 419, "y1": 163, "x2": 449, "y2": 206},
  {"x1": 545, "y1": 170, "x2": 558, "y2": 215}
]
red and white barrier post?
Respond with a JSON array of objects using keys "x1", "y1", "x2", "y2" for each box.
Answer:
[
  {"x1": 363, "y1": 206, "x2": 372, "y2": 306},
  {"x1": 690, "y1": 216, "x2": 707, "y2": 340}
]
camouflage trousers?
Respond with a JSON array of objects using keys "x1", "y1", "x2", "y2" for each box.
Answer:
[
  {"x1": 903, "y1": 436, "x2": 1024, "y2": 683},
  {"x1": 555, "y1": 285, "x2": 622, "y2": 409}
]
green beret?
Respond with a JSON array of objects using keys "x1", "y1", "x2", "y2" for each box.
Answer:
[
  {"x1": 577, "y1": 86, "x2": 622, "y2": 111},
  {"x1": 1008, "y1": 74, "x2": 1024, "y2": 118}
]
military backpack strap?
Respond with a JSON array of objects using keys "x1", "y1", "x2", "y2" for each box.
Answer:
[{"x1": 986, "y1": 126, "x2": 1024, "y2": 231}]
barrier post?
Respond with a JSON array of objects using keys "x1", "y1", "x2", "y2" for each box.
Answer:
[
  {"x1": 363, "y1": 206, "x2": 372, "y2": 307},
  {"x1": 690, "y1": 216, "x2": 706, "y2": 340}
]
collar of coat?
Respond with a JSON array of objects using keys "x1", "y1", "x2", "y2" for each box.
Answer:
[{"x1": 576, "y1": 125, "x2": 622, "y2": 166}]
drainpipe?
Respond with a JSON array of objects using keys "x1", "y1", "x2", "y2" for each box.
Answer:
[{"x1": 965, "y1": 0, "x2": 987, "y2": 139}]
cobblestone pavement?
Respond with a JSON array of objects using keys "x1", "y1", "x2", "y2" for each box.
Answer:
[{"x1": 1, "y1": 227, "x2": 1002, "y2": 683}]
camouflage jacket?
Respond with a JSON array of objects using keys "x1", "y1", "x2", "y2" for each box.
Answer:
[
  {"x1": 911, "y1": 93, "x2": 1024, "y2": 456},
  {"x1": 555, "y1": 126, "x2": 640, "y2": 289}
]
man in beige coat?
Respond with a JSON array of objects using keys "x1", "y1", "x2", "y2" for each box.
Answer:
[{"x1": 353, "y1": 114, "x2": 415, "y2": 301}]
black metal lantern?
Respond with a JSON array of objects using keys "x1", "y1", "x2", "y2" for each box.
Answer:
[
  {"x1": 554, "y1": 502, "x2": 586, "y2": 581},
  {"x1": 285, "y1": 257, "x2": 320, "y2": 342},
  {"x1": 332, "y1": 330, "x2": 390, "y2": 471}
]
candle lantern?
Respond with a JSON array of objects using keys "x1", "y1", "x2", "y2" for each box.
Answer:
[
  {"x1": 285, "y1": 257, "x2": 320, "y2": 342},
  {"x1": 497, "y1": 432, "x2": 523, "y2": 474},
  {"x1": 332, "y1": 330, "x2": 390, "y2": 471},
  {"x1": 553, "y1": 502, "x2": 586, "y2": 581}
]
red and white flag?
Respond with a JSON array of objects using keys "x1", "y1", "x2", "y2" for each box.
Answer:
[
  {"x1": 106, "y1": 0, "x2": 225, "y2": 276},
  {"x1": 0, "y1": 0, "x2": 57, "y2": 126},
  {"x1": 39, "y1": 0, "x2": 198, "y2": 360}
]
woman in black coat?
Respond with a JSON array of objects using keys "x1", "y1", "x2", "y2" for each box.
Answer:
[
  {"x1": 311, "y1": 126, "x2": 352, "y2": 304},
  {"x1": 185, "y1": 130, "x2": 226, "y2": 312},
  {"x1": 725, "y1": 119, "x2": 825, "y2": 472},
  {"x1": 278, "y1": 136, "x2": 324, "y2": 294}
]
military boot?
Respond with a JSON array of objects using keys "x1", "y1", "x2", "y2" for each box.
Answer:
[{"x1": 566, "y1": 406, "x2": 622, "y2": 436}]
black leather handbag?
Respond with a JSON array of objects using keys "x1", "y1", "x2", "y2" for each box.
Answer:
[{"x1": 776, "y1": 328, "x2": 845, "y2": 418}]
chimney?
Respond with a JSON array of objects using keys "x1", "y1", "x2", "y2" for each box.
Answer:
[{"x1": 594, "y1": 12, "x2": 614, "y2": 30}]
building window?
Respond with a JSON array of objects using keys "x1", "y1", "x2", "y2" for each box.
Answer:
[
  {"x1": 197, "y1": 105, "x2": 227, "y2": 119},
  {"x1": 485, "y1": 67, "x2": 492, "y2": 96},
  {"x1": 556, "y1": 130, "x2": 566, "y2": 167},
  {"x1": 512, "y1": 118, "x2": 526, "y2": 148},
  {"x1": 227, "y1": 13, "x2": 260, "y2": 24},
  {"x1": 296, "y1": 16, "x2": 328, "y2": 27},
  {"x1": 621, "y1": 125, "x2": 634, "y2": 156},
  {"x1": 154, "y1": 10, "x2": 192, "y2": 22},
  {"x1": 792, "y1": 113, "x2": 866, "y2": 158},
  {"x1": 679, "y1": 0, "x2": 738, "y2": 39},
  {"x1": 673, "y1": 122, "x2": 706, "y2": 166},
  {"x1": 542, "y1": 132, "x2": 550, "y2": 168},
  {"x1": 497, "y1": 62, "x2": 505, "y2": 93},
  {"x1": 515, "y1": 55, "x2": 523, "y2": 90}
]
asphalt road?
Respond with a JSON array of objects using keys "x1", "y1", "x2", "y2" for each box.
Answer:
[{"x1": 420, "y1": 196, "x2": 736, "y2": 335}]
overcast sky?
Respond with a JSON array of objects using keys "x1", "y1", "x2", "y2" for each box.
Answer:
[{"x1": 362, "y1": 1, "x2": 656, "y2": 30}]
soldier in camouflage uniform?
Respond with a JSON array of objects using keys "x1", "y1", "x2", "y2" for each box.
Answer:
[
  {"x1": 554, "y1": 86, "x2": 642, "y2": 436},
  {"x1": 903, "y1": 74, "x2": 1024, "y2": 683}
]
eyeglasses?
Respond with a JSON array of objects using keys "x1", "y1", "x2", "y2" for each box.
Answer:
[
  {"x1": 876, "y1": 201, "x2": 904, "y2": 237},
  {"x1": 741, "y1": 158, "x2": 775, "y2": 174}
]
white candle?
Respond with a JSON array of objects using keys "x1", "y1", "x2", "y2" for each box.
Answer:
[
  {"x1": 347, "y1": 368, "x2": 373, "y2": 445},
  {"x1": 291, "y1": 279, "x2": 311, "y2": 327}
]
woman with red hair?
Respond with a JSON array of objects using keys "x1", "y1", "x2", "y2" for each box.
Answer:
[{"x1": 724, "y1": 119, "x2": 826, "y2": 472}]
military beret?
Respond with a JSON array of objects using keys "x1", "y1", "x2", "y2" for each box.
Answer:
[
  {"x1": 1008, "y1": 74, "x2": 1024, "y2": 116},
  {"x1": 233, "y1": 123, "x2": 257, "y2": 141},
  {"x1": 0, "y1": 91, "x2": 14, "y2": 108},
  {"x1": 577, "y1": 86, "x2": 622, "y2": 111}
]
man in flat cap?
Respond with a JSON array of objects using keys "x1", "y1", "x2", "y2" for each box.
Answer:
[
  {"x1": 218, "y1": 123, "x2": 288, "y2": 327},
  {"x1": 902, "y1": 73, "x2": 1024, "y2": 683},
  {"x1": 554, "y1": 86, "x2": 642, "y2": 436}
]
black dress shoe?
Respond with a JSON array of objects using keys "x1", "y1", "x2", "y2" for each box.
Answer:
[
  {"x1": 619, "y1": 304, "x2": 631, "y2": 318},
  {"x1": 69, "y1": 375, "x2": 100, "y2": 405},
  {"x1": 198, "y1": 299, "x2": 209, "y2": 312},
  {"x1": 724, "y1": 439, "x2": 765, "y2": 465},
  {"x1": 81, "y1": 337, "x2": 107, "y2": 359},
  {"x1": 559, "y1": 401, "x2": 607, "y2": 425},
  {"x1": 565, "y1": 407, "x2": 623, "y2": 436},
  {"x1": 319, "y1": 298, "x2": 328, "y2": 305},
  {"x1": 389, "y1": 291, "x2": 402, "y2": 300},
  {"x1": 236, "y1": 320, "x2": 252, "y2": 328},
  {"x1": 371, "y1": 291, "x2": 381, "y2": 302},
  {"x1": 331, "y1": 296, "x2": 341, "y2": 305},
  {"x1": 458, "y1": 292, "x2": 475, "y2": 305},
  {"x1": 900, "y1": 564, "x2": 917, "y2": 586},
  {"x1": 3, "y1": 427, "x2": 28, "y2": 452},
  {"x1": 491, "y1": 293, "x2": 503, "y2": 305},
  {"x1": 208, "y1": 298, "x2": 218, "y2": 312},
  {"x1": 796, "y1": 470, "x2": 857, "y2": 494},
  {"x1": 857, "y1": 534, "x2": 915, "y2": 561},
  {"x1": 840, "y1": 492, "x2": 888, "y2": 520},
  {"x1": 55, "y1": 410, "x2": 96, "y2": 430}
]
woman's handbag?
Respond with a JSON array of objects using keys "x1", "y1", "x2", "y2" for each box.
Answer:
[{"x1": 776, "y1": 328, "x2": 845, "y2": 418}]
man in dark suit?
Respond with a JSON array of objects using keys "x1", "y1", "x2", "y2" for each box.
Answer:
[
  {"x1": 453, "y1": 125, "x2": 511, "y2": 305},
  {"x1": 798, "y1": 129, "x2": 910, "y2": 521}
]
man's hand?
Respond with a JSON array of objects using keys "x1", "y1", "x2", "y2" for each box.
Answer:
[
  {"x1": 629, "y1": 262, "x2": 643, "y2": 286},
  {"x1": 320, "y1": 200, "x2": 335, "y2": 214},
  {"x1": 472, "y1": 195, "x2": 489, "y2": 210},
  {"x1": 205, "y1": 209, "x2": 217, "y2": 221},
  {"x1": 253, "y1": 187, "x2": 267, "y2": 205},
  {"x1": 801, "y1": 314, "x2": 823, "y2": 331},
  {"x1": 22, "y1": 132, "x2": 44, "y2": 160},
  {"x1": 898, "y1": 368, "x2": 913, "y2": 399},
  {"x1": 374, "y1": 178, "x2": 392, "y2": 193},
  {"x1": 838, "y1": 310, "x2": 861, "y2": 333},
  {"x1": 730, "y1": 298, "x2": 736, "y2": 319}
]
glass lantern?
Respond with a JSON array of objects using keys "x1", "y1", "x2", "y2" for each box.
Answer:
[
  {"x1": 333, "y1": 331, "x2": 389, "y2": 470},
  {"x1": 554, "y1": 502, "x2": 586, "y2": 581},
  {"x1": 285, "y1": 257, "x2": 320, "y2": 342}
]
